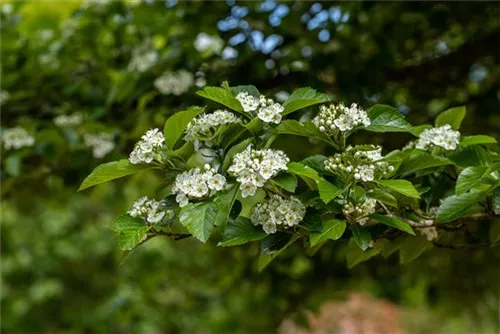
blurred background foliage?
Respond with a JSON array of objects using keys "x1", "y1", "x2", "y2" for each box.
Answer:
[{"x1": 1, "y1": 0, "x2": 499, "y2": 333}]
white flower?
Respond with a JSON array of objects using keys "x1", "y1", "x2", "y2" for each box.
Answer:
[
  {"x1": 129, "y1": 128, "x2": 165, "y2": 164},
  {"x1": 236, "y1": 92, "x2": 260, "y2": 112},
  {"x1": 416, "y1": 124, "x2": 460, "y2": 151},
  {"x1": 128, "y1": 196, "x2": 170, "y2": 224},
  {"x1": 128, "y1": 41, "x2": 158, "y2": 72},
  {"x1": 235, "y1": 92, "x2": 284, "y2": 124},
  {"x1": 185, "y1": 110, "x2": 240, "y2": 145},
  {"x1": 251, "y1": 196, "x2": 306, "y2": 234},
  {"x1": 194, "y1": 33, "x2": 224, "y2": 55},
  {"x1": 357, "y1": 165, "x2": 375, "y2": 182},
  {"x1": 1, "y1": 127, "x2": 35, "y2": 150},
  {"x1": 172, "y1": 165, "x2": 226, "y2": 206},
  {"x1": 84, "y1": 133, "x2": 115, "y2": 158},
  {"x1": 418, "y1": 226, "x2": 438, "y2": 241},
  {"x1": 228, "y1": 146, "x2": 289, "y2": 197},
  {"x1": 313, "y1": 103, "x2": 370, "y2": 134},
  {"x1": 343, "y1": 198, "x2": 377, "y2": 225},
  {"x1": 0, "y1": 90, "x2": 9, "y2": 105},
  {"x1": 54, "y1": 113, "x2": 84, "y2": 128},
  {"x1": 154, "y1": 70, "x2": 194, "y2": 95}
]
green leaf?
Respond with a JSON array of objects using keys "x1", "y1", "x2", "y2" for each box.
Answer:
[
  {"x1": 460, "y1": 135, "x2": 498, "y2": 146},
  {"x1": 449, "y1": 146, "x2": 493, "y2": 168},
  {"x1": 367, "y1": 189, "x2": 398, "y2": 208},
  {"x1": 214, "y1": 186, "x2": 238, "y2": 231},
  {"x1": 111, "y1": 214, "x2": 148, "y2": 250},
  {"x1": 163, "y1": 106, "x2": 204, "y2": 149},
  {"x1": 318, "y1": 180, "x2": 343, "y2": 204},
  {"x1": 370, "y1": 214, "x2": 415, "y2": 235},
  {"x1": 436, "y1": 186, "x2": 490, "y2": 223},
  {"x1": 274, "y1": 120, "x2": 331, "y2": 145},
  {"x1": 365, "y1": 104, "x2": 412, "y2": 132},
  {"x1": 257, "y1": 235, "x2": 299, "y2": 272},
  {"x1": 238, "y1": 188, "x2": 266, "y2": 218},
  {"x1": 282, "y1": 87, "x2": 330, "y2": 115},
  {"x1": 261, "y1": 232, "x2": 292, "y2": 254},
  {"x1": 301, "y1": 155, "x2": 327, "y2": 172},
  {"x1": 375, "y1": 179, "x2": 420, "y2": 199},
  {"x1": 410, "y1": 124, "x2": 432, "y2": 137},
  {"x1": 456, "y1": 166, "x2": 487, "y2": 195},
  {"x1": 242, "y1": 118, "x2": 263, "y2": 136},
  {"x1": 435, "y1": 106, "x2": 466, "y2": 130},
  {"x1": 351, "y1": 224, "x2": 372, "y2": 250},
  {"x1": 179, "y1": 201, "x2": 218, "y2": 242},
  {"x1": 196, "y1": 86, "x2": 245, "y2": 114},
  {"x1": 222, "y1": 137, "x2": 253, "y2": 173},
  {"x1": 374, "y1": 239, "x2": 402, "y2": 259},
  {"x1": 310, "y1": 219, "x2": 346, "y2": 246},
  {"x1": 5, "y1": 155, "x2": 21, "y2": 176},
  {"x1": 229, "y1": 85, "x2": 259, "y2": 97},
  {"x1": 346, "y1": 239, "x2": 380, "y2": 268},
  {"x1": 493, "y1": 188, "x2": 500, "y2": 216},
  {"x1": 287, "y1": 162, "x2": 323, "y2": 182},
  {"x1": 218, "y1": 217, "x2": 267, "y2": 247},
  {"x1": 399, "y1": 236, "x2": 432, "y2": 264},
  {"x1": 397, "y1": 151, "x2": 451, "y2": 176},
  {"x1": 78, "y1": 160, "x2": 152, "y2": 191},
  {"x1": 272, "y1": 173, "x2": 297, "y2": 193}
]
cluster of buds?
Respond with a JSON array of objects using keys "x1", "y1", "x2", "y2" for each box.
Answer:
[
  {"x1": 1, "y1": 127, "x2": 35, "y2": 150},
  {"x1": 129, "y1": 128, "x2": 165, "y2": 164},
  {"x1": 313, "y1": 103, "x2": 371, "y2": 134},
  {"x1": 154, "y1": 70, "x2": 194, "y2": 96},
  {"x1": 235, "y1": 92, "x2": 284, "y2": 124},
  {"x1": 416, "y1": 124, "x2": 460, "y2": 151},
  {"x1": 128, "y1": 196, "x2": 173, "y2": 224},
  {"x1": 84, "y1": 133, "x2": 115, "y2": 158},
  {"x1": 324, "y1": 145, "x2": 394, "y2": 183},
  {"x1": 172, "y1": 164, "x2": 227, "y2": 207},
  {"x1": 251, "y1": 195, "x2": 306, "y2": 234},
  {"x1": 228, "y1": 146, "x2": 289, "y2": 198},
  {"x1": 184, "y1": 110, "x2": 241, "y2": 148},
  {"x1": 343, "y1": 198, "x2": 377, "y2": 225}
]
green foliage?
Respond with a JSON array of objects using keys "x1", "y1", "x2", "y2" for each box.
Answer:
[
  {"x1": 282, "y1": 88, "x2": 330, "y2": 115},
  {"x1": 112, "y1": 214, "x2": 148, "y2": 250},
  {"x1": 365, "y1": 105, "x2": 412, "y2": 133},
  {"x1": 374, "y1": 179, "x2": 420, "y2": 199},
  {"x1": 309, "y1": 219, "x2": 346, "y2": 247},
  {"x1": 179, "y1": 201, "x2": 218, "y2": 242},
  {"x1": 78, "y1": 160, "x2": 152, "y2": 191},
  {"x1": 163, "y1": 106, "x2": 204, "y2": 149},
  {"x1": 435, "y1": 106, "x2": 466, "y2": 130},
  {"x1": 370, "y1": 214, "x2": 415, "y2": 235}
]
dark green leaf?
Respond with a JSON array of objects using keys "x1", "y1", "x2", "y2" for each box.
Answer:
[
  {"x1": 346, "y1": 239, "x2": 379, "y2": 268},
  {"x1": 493, "y1": 188, "x2": 500, "y2": 216},
  {"x1": 261, "y1": 232, "x2": 292, "y2": 254},
  {"x1": 318, "y1": 180, "x2": 343, "y2": 204},
  {"x1": 78, "y1": 160, "x2": 152, "y2": 191},
  {"x1": 112, "y1": 214, "x2": 148, "y2": 250},
  {"x1": 449, "y1": 146, "x2": 493, "y2": 168},
  {"x1": 460, "y1": 135, "x2": 498, "y2": 146},
  {"x1": 257, "y1": 235, "x2": 299, "y2": 272},
  {"x1": 222, "y1": 137, "x2": 253, "y2": 173},
  {"x1": 310, "y1": 219, "x2": 346, "y2": 246},
  {"x1": 301, "y1": 155, "x2": 327, "y2": 172},
  {"x1": 399, "y1": 236, "x2": 433, "y2": 264},
  {"x1": 274, "y1": 120, "x2": 331, "y2": 145},
  {"x1": 365, "y1": 104, "x2": 412, "y2": 132},
  {"x1": 397, "y1": 151, "x2": 452, "y2": 176},
  {"x1": 370, "y1": 214, "x2": 415, "y2": 235},
  {"x1": 375, "y1": 179, "x2": 420, "y2": 199},
  {"x1": 196, "y1": 86, "x2": 244, "y2": 113},
  {"x1": 282, "y1": 87, "x2": 330, "y2": 115},
  {"x1": 214, "y1": 186, "x2": 238, "y2": 231},
  {"x1": 351, "y1": 224, "x2": 372, "y2": 250},
  {"x1": 456, "y1": 166, "x2": 487, "y2": 195},
  {"x1": 435, "y1": 106, "x2": 466, "y2": 130},
  {"x1": 367, "y1": 189, "x2": 398, "y2": 208},
  {"x1": 272, "y1": 173, "x2": 297, "y2": 193},
  {"x1": 218, "y1": 217, "x2": 267, "y2": 247},
  {"x1": 163, "y1": 106, "x2": 204, "y2": 149},
  {"x1": 436, "y1": 185, "x2": 490, "y2": 223},
  {"x1": 179, "y1": 201, "x2": 218, "y2": 242}
]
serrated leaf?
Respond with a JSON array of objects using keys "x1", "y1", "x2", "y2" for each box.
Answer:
[
  {"x1": 397, "y1": 151, "x2": 452, "y2": 176},
  {"x1": 435, "y1": 106, "x2": 466, "y2": 130},
  {"x1": 365, "y1": 104, "x2": 412, "y2": 132},
  {"x1": 257, "y1": 235, "x2": 299, "y2": 272},
  {"x1": 214, "y1": 186, "x2": 238, "y2": 231},
  {"x1": 456, "y1": 166, "x2": 487, "y2": 195},
  {"x1": 449, "y1": 145, "x2": 493, "y2": 168},
  {"x1": 460, "y1": 135, "x2": 498, "y2": 146},
  {"x1": 112, "y1": 214, "x2": 148, "y2": 250},
  {"x1": 218, "y1": 217, "x2": 267, "y2": 247},
  {"x1": 282, "y1": 87, "x2": 330, "y2": 115},
  {"x1": 196, "y1": 86, "x2": 245, "y2": 114},
  {"x1": 274, "y1": 120, "x2": 331, "y2": 145},
  {"x1": 436, "y1": 185, "x2": 490, "y2": 223},
  {"x1": 261, "y1": 232, "x2": 292, "y2": 254},
  {"x1": 399, "y1": 236, "x2": 432, "y2": 264},
  {"x1": 222, "y1": 137, "x2": 253, "y2": 173},
  {"x1": 318, "y1": 180, "x2": 343, "y2": 203},
  {"x1": 229, "y1": 85, "x2": 260, "y2": 97},
  {"x1": 375, "y1": 179, "x2": 420, "y2": 199},
  {"x1": 272, "y1": 173, "x2": 297, "y2": 192},
  {"x1": 301, "y1": 155, "x2": 327, "y2": 172},
  {"x1": 370, "y1": 214, "x2": 415, "y2": 235},
  {"x1": 163, "y1": 106, "x2": 204, "y2": 149},
  {"x1": 310, "y1": 219, "x2": 346, "y2": 246},
  {"x1": 179, "y1": 201, "x2": 218, "y2": 242},
  {"x1": 367, "y1": 189, "x2": 398, "y2": 208},
  {"x1": 78, "y1": 160, "x2": 152, "y2": 191},
  {"x1": 351, "y1": 224, "x2": 372, "y2": 250},
  {"x1": 287, "y1": 162, "x2": 323, "y2": 182},
  {"x1": 346, "y1": 239, "x2": 379, "y2": 268}
]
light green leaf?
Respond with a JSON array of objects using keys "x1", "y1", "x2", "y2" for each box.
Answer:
[
  {"x1": 111, "y1": 214, "x2": 148, "y2": 250},
  {"x1": 274, "y1": 120, "x2": 331, "y2": 144},
  {"x1": 410, "y1": 124, "x2": 433, "y2": 137},
  {"x1": 238, "y1": 188, "x2": 266, "y2": 218},
  {"x1": 460, "y1": 135, "x2": 498, "y2": 146},
  {"x1": 229, "y1": 85, "x2": 259, "y2": 97},
  {"x1": 456, "y1": 166, "x2": 487, "y2": 195},
  {"x1": 78, "y1": 160, "x2": 152, "y2": 191},
  {"x1": 222, "y1": 137, "x2": 253, "y2": 173},
  {"x1": 346, "y1": 239, "x2": 380, "y2": 268},
  {"x1": 5, "y1": 155, "x2": 21, "y2": 176},
  {"x1": 435, "y1": 106, "x2": 466, "y2": 130},
  {"x1": 218, "y1": 217, "x2": 267, "y2": 247},
  {"x1": 163, "y1": 106, "x2": 204, "y2": 149},
  {"x1": 287, "y1": 162, "x2": 323, "y2": 182},
  {"x1": 272, "y1": 173, "x2": 297, "y2": 193},
  {"x1": 365, "y1": 104, "x2": 412, "y2": 132},
  {"x1": 370, "y1": 214, "x2": 415, "y2": 235},
  {"x1": 375, "y1": 179, "x2": 420, "y2": 199},
  {"x1": 351, "y1": 224, "x2": 372, "y2": 250},
  {"x1": 214, "y1": 186, "x2": 238, "y2": 231},
  {"x1": 318, "y1": 180, "x2": 343, "y2": 204},
  {"x1": 179, "y1": 201, "x2": 218, "y2": 242},
  {"x1": 399, "y1": 235, "x2": 433, "y2": 264},
  {"x1": 367, "y1": 189, "x2": 398, "y2": 208},
  {"x1": 310, "y1": 219, "x2": 346, "y2": 246},
  {"x1": 242, "y1": 118, "x2": 263, "y2": 135},
  {"x1": 436, "y1": 185, "x2": 490, "y2": 223},
  {"x1": 397, "y1": 151, "x2": 451, "y2": 176},
  {"x1": 282, "y1": 87, "x2": 330, "y2": 115},
  {"x1": 196, "y1": 86, "x2": 245, "y2": 114}
]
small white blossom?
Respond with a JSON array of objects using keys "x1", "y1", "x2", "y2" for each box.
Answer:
[
  {"x1": 172, "y1": 165, "x2": 227, "y2": 206},
  {"x1": 129, "y1": 128, "x2": 165, "y2": 164},
  {"x1": 128, "y1": 196, "x2": 173, "y2": 224},
  {"x1": 251, "y1": 195, "x2": 306, "y2": 234},
  {"x1": 194, "y1": 33, "x2": 224, "y2": 55},
  {"x1": 1, "y1": 127, "x2": 35, "y2": 150},
  {"x1": 416, "y1": 124, "x2": 460, "y2": 151},
  {"x1": 235, "y1": 92, "x2": 284, "y2": 124},
  {"x1": 343, "y1": 198, "x2": 377, "y2": 225},
  {"x1": 128, "y1": 41, "x2": 158, "y2": 72},
  {"x1": 313, "y1": 103, "x2": 370, "y2": 134},
  {"x1": 418, "y1": 226, "x2": 438, "y2": 241},
  {"x1": 235, "y1": 92, "x2": 260, "y2": 112},
  {"x1": 228, "y1": 146, "x2": 289, "y2": 197},
  {"x1": 185, "y1": 110, "x2": 240, "y2": 147},
  {"x1": 154, "y1": 70, "x2": 194, "y2": 95},
  {"x1": 84, "y1": 133, "x2": 115, "y2": 158},
  {"x1": 0, "y1": 90, "x2": 9, "y2": 105},
  {"x1": 54, "y1": 113, "x2": 84, "y2": 128}
]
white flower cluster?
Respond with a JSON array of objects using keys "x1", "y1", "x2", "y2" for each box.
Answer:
[
  {"x1": 128, "y1": 196, "x2": 172, "y2": 224},
  {"x1": 194, "y1": 33, "x2": 224, "y2": 55},
  {"x1": 172, "y1": 165, "x2": 227, "y2": 207},
  {"x1": 154, "y1": 70, "x2": 194, "y2": 95},
  {"x1": 1, "y1": 127, "x2": 35, "y2": 150},
  {"x1": 54, "y1": 113, "x2": 84, "y2": 128},
  {"x1": 343, "y1": 198, "x2": 377, "y2": 225},
  {"x1": 235, "y1": 92, "x2": 284, "y2": 124},
  {"x1": 228, "y1": 147, "x2": 289, "y2": 198},
  {"x1": 416, "y1": 124, "x2": 460, "y2": 151},
  {"x1": 84, "y1": 133, "x2": 115, "y2": 158},
  {"x1": 324, "y1": 145, "x2": 394, "y2": 182},
  {"x1": 418, "y1": 226, "x2": 438, "y2": 241},
  {"x1": 0, "y1": 90, "x2": 9, "y2": 105},
  {"x1": 129, "y1": 128, "x2": 165, "y2": 164},
  {"x1": 251, "y1": 196, "x2": 306, "y2": 234},
  {"x1": 128, "y1": 42, "x2": 158, "y2": 72},
  {"x1": 313, "y1": 103, "x2": 370, "y2": 134},
  {"x1": 185, "y1": 110, "x2": 240, "y2": 145}
]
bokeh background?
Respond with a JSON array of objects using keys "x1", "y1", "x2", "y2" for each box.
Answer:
[{"x1": 1, "y1": 1, "x2": 499, "y2": 333}]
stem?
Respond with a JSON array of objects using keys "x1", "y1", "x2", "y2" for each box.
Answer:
[{"x1": 264, "y1": 134, "x2": 277, "y2": 148}]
